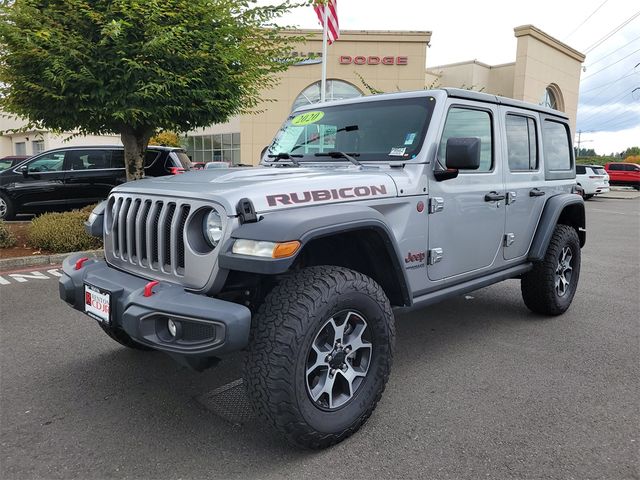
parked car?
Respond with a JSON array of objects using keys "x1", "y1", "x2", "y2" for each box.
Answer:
[
  {"x1": 604, "y1": 162, "x2": 640, "y2": 190},
  {"x1": 0, "y1": 155, "x2": 30, "y2": 171},
  {"x1": 204, "y1": 161, "x2": 230, "y2": 169},
  {"x1": 575, "y1": 164, "x2": 609, "y2": 199},
  {"x1": 0, "y1": 145, "x2": 191, "y2": 220},
  {"x1": 63, "y1": 88, "x2": 585, "y2": 448},
  {"x1": 191, "y1": 162, "x2": 207, "y2": 170}
]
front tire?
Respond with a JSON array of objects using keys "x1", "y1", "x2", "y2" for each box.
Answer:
[
  {"x1": 0, "y1": 193, "x2": 15, "y2": 220},
  {"x1": 521, "y1": 224, "x2": 581, "y2": 315},
  {"x1": 244, "y1": 266, "x2": 395, "y2": 449}
]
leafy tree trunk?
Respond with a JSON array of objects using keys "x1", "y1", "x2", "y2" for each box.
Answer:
[{"x1": 121, "y1": 127, "x2": 154, "y2": 181}]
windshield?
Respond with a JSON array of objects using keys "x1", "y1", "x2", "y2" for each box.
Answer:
[{"x1": 266, "y1": 96, "x2": 435, "y2": 162}]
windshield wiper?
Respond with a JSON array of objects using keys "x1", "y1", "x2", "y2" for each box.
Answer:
[
  {"x1": 267, "y1": 152, "x2": 302, "y2": 166},
  {"x1": 290, "y1": 125, "x2": 359, "y2": 153},
  {"x1": 314, "y1": 151, "x2": 362, "y2": 166}
]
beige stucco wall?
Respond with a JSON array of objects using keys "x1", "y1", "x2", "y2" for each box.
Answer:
[
  {"x1": 512, "y1": 25, "x2": 585, "y2": 134},
  {"x1": 238, "y1": 30, "x2": 431, "y2": 164},
  {"x1": 0, "y1": 113, "x2": 121, "y2": 156},
  {"x1": 425, "y1": 25, "x2": 583, "y2": 134}
]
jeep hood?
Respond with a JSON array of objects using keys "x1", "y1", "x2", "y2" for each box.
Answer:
[{"x1": 112, "y1": 166, "x2": 398, "y2": 215}]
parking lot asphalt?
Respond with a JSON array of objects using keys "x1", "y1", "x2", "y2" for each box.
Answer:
[{"x1": 1, "y1": 197, "x2": 638, "y2": 480}]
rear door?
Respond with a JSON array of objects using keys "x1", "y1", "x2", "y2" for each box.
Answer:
[
  {"x1": 427, "y1": 102, "x2": 505, "y2": 280},
  {"x1": 63, "y1": 149, "x2": 123, "y2": 207},
  {"x1": 501, "y1": 108, "x2": 546, "y2": 260}
]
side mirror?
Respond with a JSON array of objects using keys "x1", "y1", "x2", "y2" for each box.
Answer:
[
  {"x1": 445, "y1": 137, "x2": 481, "y2": 170},
  {"x1": 17, "y1": 165, "x2": 28, "y2": 177}
]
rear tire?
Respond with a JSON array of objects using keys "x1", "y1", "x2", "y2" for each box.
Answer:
[
  {"x1": 521, "y1": 224, "x2": 581, "y2": 315},
  {"x1": 98, "y1": 323, "x2": 153, "y2": 351},
  {"x1": 244, "y1": 266, "x2": 395, "y2": 449}
]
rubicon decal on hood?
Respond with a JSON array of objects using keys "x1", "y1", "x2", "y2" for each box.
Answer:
[{"x1": 267, "y1": 185, "x2": 387, "y2": 207}]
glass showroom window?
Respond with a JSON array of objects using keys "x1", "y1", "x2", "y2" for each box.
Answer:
[
  {"x1": 185, "y1": 133, "x2": 241, "y2": 164},
  {"x1": 292, "y1": 80, "x2": 363, "y2": 111}
]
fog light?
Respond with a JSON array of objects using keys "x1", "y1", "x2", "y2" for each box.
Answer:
[{"x1": 167, "y1": 318, "x2": 178, "y2": 337}]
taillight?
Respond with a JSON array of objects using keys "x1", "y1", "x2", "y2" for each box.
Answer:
[{"x1": 169, "y1": 167, "x2": 185, "y2": 175}]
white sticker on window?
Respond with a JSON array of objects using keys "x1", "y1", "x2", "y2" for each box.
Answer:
[{"x1": 389, "y1": 147, "x2": 406, "y2": 156}]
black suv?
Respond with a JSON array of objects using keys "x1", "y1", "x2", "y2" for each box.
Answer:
[{"x1": 0, "y1": 145, "x2": 191, "y2": 220}]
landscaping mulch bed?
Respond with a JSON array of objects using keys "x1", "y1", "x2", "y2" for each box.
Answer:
[{"x1": 0, "y1": 221, "x2": 52, "y2": 259}]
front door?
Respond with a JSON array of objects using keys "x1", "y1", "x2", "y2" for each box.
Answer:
[
  {"x1": 428, "y1": 103, "x2": 505, "y2": 281},
  {"x1": 501, "y1": 109, "x2": 547, "y2": 260},
  {"x1": 13, "y1": 151, "x2": 67, "y2": 210}
]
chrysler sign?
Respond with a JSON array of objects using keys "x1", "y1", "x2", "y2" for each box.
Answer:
[{"x1": 339, "y1": 56, "x2": 408, "y2": 65}]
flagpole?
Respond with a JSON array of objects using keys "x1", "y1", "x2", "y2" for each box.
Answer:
[{"x1": 320, "y1": 4, "x2": 328, "y2": 103}]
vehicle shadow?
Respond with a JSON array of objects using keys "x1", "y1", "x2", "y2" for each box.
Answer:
[{"x1": 45, "y1": 281, "x2": 548, "y2": 478}]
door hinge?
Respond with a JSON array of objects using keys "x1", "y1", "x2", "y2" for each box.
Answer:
[
  {"x1": 427, "y1": 248, "x2": 444, "y2": 265},
  {"x1": 504, "y1": 233, "x2": 515, "y2": 247},
  {"x1": 428, "y1": 197, "x2": 444, "y2": 214},
  {"x1": 506, "y1": 191, "x2": 517, "y2": 205}
]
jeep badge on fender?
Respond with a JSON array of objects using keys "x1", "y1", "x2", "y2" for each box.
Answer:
[{"x1": 60, "y1": 88, "x2": 584, "y2": 449}]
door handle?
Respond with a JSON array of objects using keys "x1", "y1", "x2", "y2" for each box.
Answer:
[
  {"x1": 484, "y1": 191, "x2": 505, "y2": 202},
  {"x1": 529, "y1": 188, "x2": 546, "y2": 197}
]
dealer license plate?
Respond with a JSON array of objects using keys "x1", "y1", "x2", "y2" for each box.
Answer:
[{"x1": 84, "y1": 284, "x2": 111, "y2": 325}]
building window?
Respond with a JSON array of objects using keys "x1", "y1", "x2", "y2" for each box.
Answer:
[
  {"x1": 292, "y1": 80, "x2": 363, "y2": 111},
  {"x1": 32, "y1": 140, "x2": 45, "y2": 155},
  {"x1": 541, "y1": 84, "x2": 564, "y2": 112},
  {"x1": 15, "y1": 142, "x2": 26, "y2": 156},
  {"x1": 185, "y1": 133, "x2": 241, "y2": 164}
]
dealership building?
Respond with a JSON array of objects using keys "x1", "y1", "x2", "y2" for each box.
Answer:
[{"x1": 0, "y1": 25, "x2": 585, "y2": 165}]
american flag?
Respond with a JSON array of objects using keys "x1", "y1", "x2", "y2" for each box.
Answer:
[{"x1": 313, "y1": 0, "x2": 339, "y2": 44}]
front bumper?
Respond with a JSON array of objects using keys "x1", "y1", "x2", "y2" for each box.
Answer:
[{"x1": 59, "y1": 253, "x2": 251, "y2": 358}]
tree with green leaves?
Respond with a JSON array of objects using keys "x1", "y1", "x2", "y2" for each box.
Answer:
[{"x1": 0, "y1": 0, "x2": 303, "y2": 180}]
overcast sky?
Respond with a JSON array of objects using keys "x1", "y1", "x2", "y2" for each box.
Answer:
[{"x1": 263, "y1": 0, "x2": 640, "y2": 155}]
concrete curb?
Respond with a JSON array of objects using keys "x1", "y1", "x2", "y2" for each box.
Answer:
[{"x1": 0, "y1": 249, "x2": 104, "y2": 271}]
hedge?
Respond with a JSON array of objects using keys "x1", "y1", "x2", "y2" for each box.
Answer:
[
  {"x1": 0, "y1": 220, "x2": 16, "y2": 248},
  {"x1": 27, "y1": 210, "x2": 102, "y2": 253}
]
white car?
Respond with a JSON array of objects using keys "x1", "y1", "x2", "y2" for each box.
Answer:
[{"x1": 576, "y1": 164, "x2": 609, "y2": 199}]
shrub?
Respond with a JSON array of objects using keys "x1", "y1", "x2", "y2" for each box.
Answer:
[
  {"x1": 27, "y1": 210, "x2": 102, "y2": 253},
  {"x1": 0, "y1": 220, "x2": 16, "y2": 248}
]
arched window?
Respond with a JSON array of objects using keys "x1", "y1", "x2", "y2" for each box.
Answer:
[
  {"x1": 541, "y1": 84, "x2": 564, "y2": 111},
  {"x1": 292, "y1": 80, "x2": 363, "y2": 111}
]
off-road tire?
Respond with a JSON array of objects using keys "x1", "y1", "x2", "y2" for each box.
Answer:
[
  {"x1": 98, "y1": 323, "x2": 153, "y2": 351},
  {"x1": 244, "y1": 266, "x2": 395, "y2": 449},
  {"x1": 0, "y1": 192, "x2": 15, "y2": 221},
  {"x1": 521, "y1": 224, "x2": 581, "y2": 315}
]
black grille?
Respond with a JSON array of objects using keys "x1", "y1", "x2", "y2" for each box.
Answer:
[
  {"x1": 177, "y1": 206, "x2": 190, "y2": 270},
  {"x1": 182, "y1": 322, "x2": 217, "y2": 342}
]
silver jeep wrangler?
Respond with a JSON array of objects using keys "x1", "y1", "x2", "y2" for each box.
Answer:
[{"x1": 60, "y1": 88, "x2": 585, "y2": 448}]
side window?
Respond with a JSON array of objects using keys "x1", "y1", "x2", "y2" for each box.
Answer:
[
  {"x1": 576, "y1": 165, "x2": 586, "y2": 174},
  {"x1": 608, "y1": 164, "x2": 620, "y2": 171},
  {"x1": 505, "y1": 114, "x2": 538, "y2": 171},
  {"x1": 144, "y1": 150, "x2": 160, "y2": 167},
  {"x1": 110, "y1": 150, "x2": 125, "y2": 169},
  {"x1": 542, "y1": 121, "x2": 572, "y2": 171},
  {"x1": 27, "y1": 152, "x2": 65, "y2": 172},
  {"x1": 66, "y1": 150, "x2": 110, "y2": 170},
  {"x1": 438, "y1": 107, "x2": 493, "y2": 172}
]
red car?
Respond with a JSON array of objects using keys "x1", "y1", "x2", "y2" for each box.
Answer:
[{"x1": 604, "y1": 162, "x2": 640, "y2": 190}]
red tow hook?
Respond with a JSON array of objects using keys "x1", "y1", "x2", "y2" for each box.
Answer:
[
  {"x1": 143, "y1": 280, "x2": 160, "y2": 297},
  {"x1": 74, "y1": 257, "x2": 90, "y2": 270}
]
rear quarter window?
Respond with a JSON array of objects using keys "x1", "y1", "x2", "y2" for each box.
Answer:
[{"x1": 542, "y1": 119, "x2": 573, "y2": 180}]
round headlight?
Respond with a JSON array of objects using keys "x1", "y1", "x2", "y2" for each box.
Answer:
[{"x1": 203, "y1": 208, "x2": 224, "y2": 248}]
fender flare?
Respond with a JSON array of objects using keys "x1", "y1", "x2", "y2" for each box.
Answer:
[
  {"x1": 218, "y1": 203, "x2": 411, "y2": 305},
  {"x1": 528, "y1": 193, "x2": 586, "y2": 262}
]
